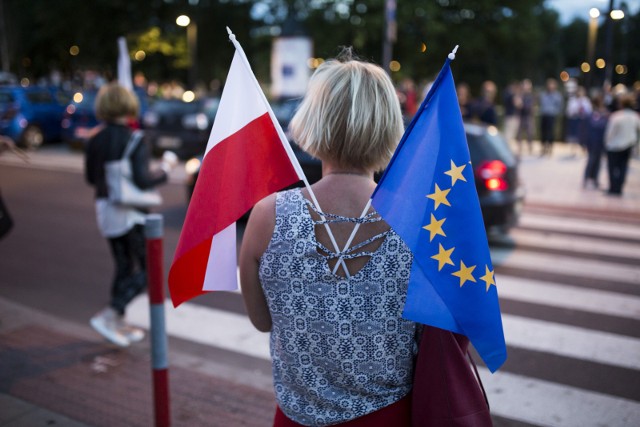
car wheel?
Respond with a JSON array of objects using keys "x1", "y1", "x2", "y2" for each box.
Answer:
[{"x1": 21, "y1": 125, "x2": 44, "y2": 150}]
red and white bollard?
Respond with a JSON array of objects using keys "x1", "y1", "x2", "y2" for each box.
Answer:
[{"x1": 145, "y1": 214, "x2": 170, "y2": 427}]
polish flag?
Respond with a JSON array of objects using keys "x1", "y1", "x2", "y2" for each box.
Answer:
[{"x1": 168, "y1": 37, "x2": 304, "y2": 307}]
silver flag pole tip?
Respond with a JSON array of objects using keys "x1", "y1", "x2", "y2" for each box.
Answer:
[{"x1": 448, "y1": 45, "x2": 459, "y2": 61}]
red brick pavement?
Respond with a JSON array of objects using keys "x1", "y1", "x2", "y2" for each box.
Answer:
[{"x1": 0, "y1": 325, "x2": 276, "y2": 426}]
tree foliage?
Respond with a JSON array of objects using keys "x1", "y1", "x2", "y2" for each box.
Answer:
[{"x1": 1, "y1": 0, "x2": 637, "y2": 92}]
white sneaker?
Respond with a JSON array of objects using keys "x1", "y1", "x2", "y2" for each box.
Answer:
[
  {"x1": 117, "y1": 321, "x2": 145, "y2": 343},
  {"x1": 90, "y1": 308, "x2": 130, "y2": 347}
]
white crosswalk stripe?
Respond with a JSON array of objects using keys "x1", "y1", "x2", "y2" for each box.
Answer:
[
  {"x1": 497, "y1": 275, "x2": 640, "y2": 319},
  {"x1": 126, "y1": 207, "x2": 640, "y2": 427},
  {"x1": 491, "y1": 247, "x2": 640, "y2": 285}
]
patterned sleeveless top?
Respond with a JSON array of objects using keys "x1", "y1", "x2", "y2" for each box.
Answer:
[{"x1": 259, "y1": 188, "x2": 417, "y2": 426}]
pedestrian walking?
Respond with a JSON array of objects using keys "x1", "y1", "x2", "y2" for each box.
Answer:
[
  {"x1": 538, "y1": 78, "x2": 564, "y2": 156},
  {"x1": 471, "y1": 80, "x2": 498, "y2": 126},
  {"x1": 502, "y1": 80, "x2": 522, "y2": 146},
  {"x1": 604, "y1": 94, "x2": 640, "y2": 196},
  {"x1": 456, "y1": 82, "x2": 473, "y2": 121},
  {"x1": 583, "y1": 95, "x2": 609, "y2": 189},
  {"x1": 85, "y1": 83, "x2": 175, "y2": 347},
  {"x1": 516, "y1": 79, "x2": 535, "y2": 156},
  {"x1": 565, "y1": 86, "x2": 592, "y2": 156}
]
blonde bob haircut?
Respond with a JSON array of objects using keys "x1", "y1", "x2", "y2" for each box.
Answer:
[
  {"x1": 95, "y1": 82, "x2": 140, "y2": 122},
  {"x1": 289, "y1": 49, "x2": 404, "y2": 171}
]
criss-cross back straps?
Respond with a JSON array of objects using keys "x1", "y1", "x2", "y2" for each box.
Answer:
[{"x1": 305, "y1": 199, "x2": 387, "y2": 276}]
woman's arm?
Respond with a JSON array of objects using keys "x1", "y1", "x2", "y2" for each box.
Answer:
[{"x1": 239, "y1": 193, "x2": 277, "y2": 332}]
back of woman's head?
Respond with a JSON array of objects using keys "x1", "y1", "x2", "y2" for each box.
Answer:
[
  {"x1": 289, "y1": 48, "x2": 404, "y2": 171},
  {"x1": 95, "y1": 82, "x2": 139, "y2": 122}
]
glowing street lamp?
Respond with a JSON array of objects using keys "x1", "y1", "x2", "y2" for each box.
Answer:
[
  {"x1": 585, "y1": 8, "x2": 600, "y2": 88},
  {"x1": 176, "y1": 15, "x2": 197, "y2": 89}
]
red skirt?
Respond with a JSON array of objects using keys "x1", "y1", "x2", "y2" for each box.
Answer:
[{"x1": 273, "y1": 393, "x2": 411, "y2": 427}]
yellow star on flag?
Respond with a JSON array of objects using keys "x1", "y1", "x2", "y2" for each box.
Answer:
[
  {"x1": 451, "y1": 260, "x2": 476, "y2": 287},
  {"x1": 480, "y1": 265, "x2": 496, "y2": 292},
  {"x1": 426, "y1": 184, "x2": 451, "y2": 210},
  {"x1": 444, "y1": 160, "x2": 467, "y2": 186},
  {"x1": 422, "y1": 214, "x2": 446, "y2": 242},
  {"x1": 431, "y1": 243, "x2": 455, "y2": 271}
]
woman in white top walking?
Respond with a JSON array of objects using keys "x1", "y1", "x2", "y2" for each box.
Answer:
[{"x1": 604, "y1": 94, "x2": 640, "y2": 195}]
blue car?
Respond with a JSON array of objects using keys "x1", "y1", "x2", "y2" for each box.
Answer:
[{"x1": 0, "y1": 85, "x2": 70, "y2": 149}]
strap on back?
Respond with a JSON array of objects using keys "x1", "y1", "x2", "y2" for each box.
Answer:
[{"x1": 122, "y1": 130, "x2": 143, "y2": 159}]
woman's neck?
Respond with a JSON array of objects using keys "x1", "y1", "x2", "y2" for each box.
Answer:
[{"x1": 322, "y1": 164, "x2": 374, "y2": 180}]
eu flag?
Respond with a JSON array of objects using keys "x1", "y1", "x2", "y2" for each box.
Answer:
[{"x1": 371, "y1": 53, "x2": 507, "y2": 372}]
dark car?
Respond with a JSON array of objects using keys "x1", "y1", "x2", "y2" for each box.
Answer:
[
  {"x1": 183, "y1": 110, "x2": 522, "y2": 232},
  {"x1": 0, "y1": 85, "x2": 70, "y2": 149},
  {"x1": 464, "y1": 122, "x2": 523, "y2": 233},
  {"x1": 143, "y1": 97, "x2": 220, "y2": 160}
]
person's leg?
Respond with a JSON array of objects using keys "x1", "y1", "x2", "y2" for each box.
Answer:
[
  {"x1": 113, "y1": 224, "x2": 148, "y2": 342},
  {"x1": 109, "y1": 232, "x2": 136, "y2": 315},
  {"x1": 617, "y1": 147, "x2": 632, "y2": 194},
  {"x1": 546, "y1": 116, "x2": 556, "y2": 156},
  {"x1": 607, "y1": 150, "x2": 623, "y2": 194},
  {"x1": 89, "y1": 234, "x2": 132, "y2": 346},
  {"x1": 584, "y1": 139, "x2": 598, "y2": 186}
]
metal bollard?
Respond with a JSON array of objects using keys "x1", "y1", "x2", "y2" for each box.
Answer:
[{"x1": 145, "y1": 214, "x2": 170, "y2": 427}]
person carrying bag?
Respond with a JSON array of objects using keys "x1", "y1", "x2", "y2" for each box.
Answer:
[
  {"x1": 85, "y1": 82, "x2": 176, "y2": 347},
  {"x1": 105, "y1": 129, "x2": 163, "y2": 208}
]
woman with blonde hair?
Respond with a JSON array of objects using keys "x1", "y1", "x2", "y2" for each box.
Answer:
[
  {"x1": 240, "y1": 48, "x2": 416, "y2": 426},
  {"x1": 85, "y1": 83, "x2": 173, "y2": 347}
]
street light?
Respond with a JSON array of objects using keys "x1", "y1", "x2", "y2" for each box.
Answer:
[
  {"x1": 603, "y1": 0, "x2": 625, "y2": 87},
  {"x1": 585, "y1": 8, "x2": 600, "y2": 89},
  {"x1": 176, "y1": 15, "x2": 197, "y2": 89}
]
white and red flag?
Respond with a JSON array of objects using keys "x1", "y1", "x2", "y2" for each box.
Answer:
[{"x1": 168, "y1": 30, "x2": 304, "y2": 307}]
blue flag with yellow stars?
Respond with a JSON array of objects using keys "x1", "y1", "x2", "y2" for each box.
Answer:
[{"x1": 371, "y1": 53, "x2": 507, "y2": 372}]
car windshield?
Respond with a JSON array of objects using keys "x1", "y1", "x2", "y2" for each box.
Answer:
[{"x1": 151, "y1": 99, "x2": 202, "y2": 115}]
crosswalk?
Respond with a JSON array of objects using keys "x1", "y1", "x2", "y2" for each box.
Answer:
[{"x1": 127, "y1": 207, "x2": 640, "y2": 427}]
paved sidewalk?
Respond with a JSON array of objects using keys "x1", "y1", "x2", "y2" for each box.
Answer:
[
  {"x1": 0, "y1": 297, "x2": 275, "y2": 427},
  {"x1": 1, "y1": 142, "x2": 638, "y2": 426},
  {"x1": 514, "y1": 142, "x2": 640, "y2": 221}
]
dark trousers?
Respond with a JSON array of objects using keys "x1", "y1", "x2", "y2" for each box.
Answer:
[
  {"x1": 108, "y1": 224, "x2": 147, "y2": 315},
  {"x1": 540, "y1": 115, "x2": 556, "y2": 152},
  {"x1": 584, "y1": 139, "x2": 605, "y2": 184},
  {"x1": 607, "y1": 147, "x2": 632, "y2": 195}
]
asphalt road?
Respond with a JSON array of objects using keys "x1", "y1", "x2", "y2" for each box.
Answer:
[
  {"x1": 0, "y1": 150, "x2": 245, "y2": 323},
  {"x1": 2, "y1": 144, "x2": 640, "y2": 426}
]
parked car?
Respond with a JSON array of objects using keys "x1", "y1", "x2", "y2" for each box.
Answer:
[
  {"x1": 143, "y1": 97, "x2": 220, "y2": 160},
  {"x1": 0, "y1": 85, "x2": 70, "y2": 149},
  {"x1": 465, "y1": 122, "x2": 524, "y2": 233}
]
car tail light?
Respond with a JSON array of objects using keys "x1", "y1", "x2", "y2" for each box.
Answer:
[{"x1": 476, "y1": 160, "x2": 508, "y2": 191}]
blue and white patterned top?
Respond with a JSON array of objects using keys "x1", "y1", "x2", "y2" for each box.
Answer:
[{"x1": 259, "y1": 188, "x2": 417, "y2": 426}]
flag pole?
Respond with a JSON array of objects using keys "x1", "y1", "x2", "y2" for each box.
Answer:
[{"x1": 226, "y1": 27, "x2": 352, "y2": 277}]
